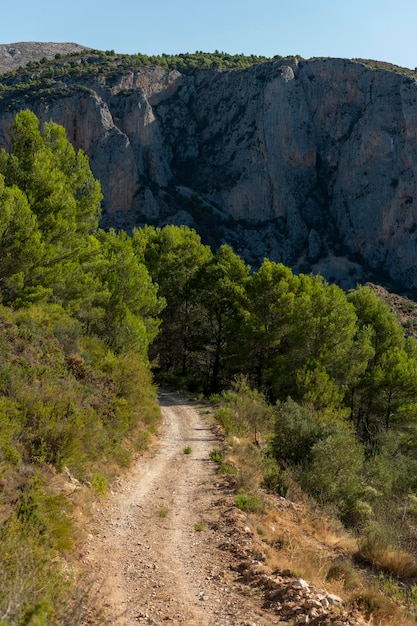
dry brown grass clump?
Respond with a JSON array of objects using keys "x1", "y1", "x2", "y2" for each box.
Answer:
[
  {"x1": 356, "y1": 535, "x2": 417, "y2": 578},
  {"x1": 223, "y1": 434, "x2": 417, "y2": 626}
]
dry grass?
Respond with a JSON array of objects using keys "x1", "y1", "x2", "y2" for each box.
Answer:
[
  {"x1": 224, "y1": 434, "x2": 417, "y2": 626},
  {"x1": 248, "y1": 503, "x2": 353, "y2": 585},
  {"x1": 224, "y1": 438, "x2": 265, "y2": 492},
  {"x1": 348, "y1": 586, "x2": 417, "y2": 626},
  {"x1": 248, "y1": 501, "x2": 417, "y2": 626},
  {"x1": 357, "y1": 539, "x2": 417, "y2": 578}
]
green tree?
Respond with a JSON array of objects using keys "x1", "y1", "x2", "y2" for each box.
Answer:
[
  {"x1": 0, "y1": 110, "x2": 103, "y2": 309},
  {"x1": 272, "y1": 398, "x2": 331, "y2": 466},
  {"x1": 292, "y1": 277, "x2": 365, "y2": 397},
  {"x1": 42, "y1": 120, "x2": 101, "y2": 236},
  {"x1": 133, "y1": 225, "x2": 212, "y2": 378},
  {"x1": 253, "y1": 271, "x2": 371, "y2": 407},
  {"x1": 94, "y1": 229, "x2": 163, "y2": 355},
  {"x1": 245, "y1": 260, "x2": 299, "y2": 392},
  {"x1": 196, "y1": 245, "x2": 250, "y2": 391},
  {"x1": 0, "y1": 175, "x2": 44, "y2": 304},
  {"x1": 0, "y1": 111, "x2": 101, "y2": 244},
  {"x1": 300, "y1": 429, "x2": 365, "y2": 522},
  {"x1": 347, "y1": 286, "x2": 417, "y2": 450}
]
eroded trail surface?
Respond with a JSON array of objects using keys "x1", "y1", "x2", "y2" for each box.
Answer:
[{"x1": 83, "y1": 393, "x2": 277, "y2": 625}]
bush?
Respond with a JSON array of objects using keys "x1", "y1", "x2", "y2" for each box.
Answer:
[
  {"x1": 16, "y1": 473, "x2": 74, "y2": 552},
  {"x1": 0, "y1": 397, "x2": 22, "y2": 471},
  {"x1": 261, "y1": 456, "x2": 288, "y2": 496},
  {"x1": 91, "y1": 473, "x2": 108, "y2": 498},
  {"x1": 232, "y1": 441, "x2": 265, "y2": 492},
  {"x1": 220, "y1": 377, "x2": 273, "y2": 443},
  {"x1": 0, "y1": 516, "x2": 71, "y2": 624},
  {"x1": 214, "y1": 406, "x2": 240, "y2": 434},
  {"x1": 219, "y1": 462, "x2": 236, "y2": 475},
  {"x1": 209, "y1": 449, "x2": 222, "y2": 462},
  {"x1": 272, "y1": 398, "x2": 331, "y2": 466},
  {"x1": 357, "y1": 523, "x2": 417, "y2": 578},
  {"x1": 326, "y1": 557, "x2": 359, "y2": 589},
  {"x1": 234, "y1": 492, "x2": 265, "y2": 513},
  {"x1": 299, "y1": 429, "x2": 364, "y2": 523}
]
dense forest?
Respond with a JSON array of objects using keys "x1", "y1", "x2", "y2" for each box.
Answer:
[{"x1": 2, "y1": 111, "x2": 417, "y2": 624}]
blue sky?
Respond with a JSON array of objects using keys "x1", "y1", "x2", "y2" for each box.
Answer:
[{"x1": 2, "y1": 0, "x2": 417, "y2": 69}]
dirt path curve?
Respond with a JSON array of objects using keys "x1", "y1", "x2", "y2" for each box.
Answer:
[{"x1": 83, "y1": 392, "x2": 278, "y2": 626}]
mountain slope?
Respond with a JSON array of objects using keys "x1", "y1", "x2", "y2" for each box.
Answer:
[{"x1": 1, "y1": 47, "x2": 417, "y2": 293}]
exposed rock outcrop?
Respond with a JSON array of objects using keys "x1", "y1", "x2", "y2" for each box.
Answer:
[
  {"x1": 0, "y1": 42, "x2": 89, "y2": 73},
  {"x1": 1, "y1": 47, "x2": 417, "y2": 293}
]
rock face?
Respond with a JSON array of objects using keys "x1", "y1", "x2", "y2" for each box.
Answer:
[
  {"x1": 0, "y1": 42, "x2": 89, "y2": 73},
  {"x1": 1, "y1": 48, "x2": 417, "y2": 293}
]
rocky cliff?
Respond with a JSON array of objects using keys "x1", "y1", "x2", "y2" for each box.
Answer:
[
  {"x1": 0, "y1": 42, "x2": 88, "y2": 73},
  {"x1": 1, "y1": 46, "x2": 417, "y2": 293}
]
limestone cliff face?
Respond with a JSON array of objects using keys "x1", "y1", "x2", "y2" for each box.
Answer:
[
  {"x1": 1, "y1": 53, "x2": 417, "y2": 292},
  {"x1": 0, "y1": 42, "x2": 88, "y2": 73}
]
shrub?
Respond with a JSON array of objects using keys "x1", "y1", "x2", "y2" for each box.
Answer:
[
  {"x1": 0, "y1": 397, "x2": 22, "y2": 470},
  {"x1": 0, "y1": 516, "x2": 70, "y2": 624},
  {"x1": 214, "y1": 407, "x2": 239, "y2": 434},
  {"x1": 326, "y1": 557, "x2": 359, "y2": 589},
  {"x1": 16, "y1": 473, "x2": 74, "y2": 552},
  {"x1": 357, "y1": 523, "x2": 417, "y2": 578},
  {"x1": 232, "y1": 441, "x2": 264, "y2": 492},
  {"x1": 220, "y1": 377, "x2": 273, "y2": 443},
  {"x1": 91, "y1": 473, "x2": 108, "y2": 498},
  {"x1": 209, "y1": 449, "x2": 222, "y2": 462},
  {"x1": 272, "y1": 398, "x2": 331, "y2": 466},
  {"x1": 299, "y1": 429, "x2": 364, "y2": 523},
  {"x1": 261, "y1": 456, "x2": 288, "y2": 496},
  {"x1": 235, "y1": 492, "x2": 265, "y2": 513},
  {"x1": 219, "y1": 462, "x2": 236, "y2": 475}
]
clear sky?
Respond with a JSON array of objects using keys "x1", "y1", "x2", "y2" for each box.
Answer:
[{"x1": 2, "y1": 0, "x2": 417, "y2": 69}]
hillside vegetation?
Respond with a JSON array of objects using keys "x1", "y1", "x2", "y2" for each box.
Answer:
[
  {"x1": 0, "y1": 111, "x2": 161, "y2": 625},
  {"x1": 0, "y1": 47, "x2": 415, "y2": 110},
  {"x1": 2, "y1": 111, "x2": 417, "y2": 624},
  {"x1": 134, "y1": 224, "x2": 417, "y2": 622},
  {"x1": 0, "y1": 49, "x2": 283, "y2": 109}
]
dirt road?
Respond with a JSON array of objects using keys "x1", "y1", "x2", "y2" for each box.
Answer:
[{"x1": 83, "y1": 392, "x2": 278, "y2": 625}]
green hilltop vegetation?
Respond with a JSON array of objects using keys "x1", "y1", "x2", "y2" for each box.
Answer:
[
  {"x1": 3, "y1": 48, "x2": 282, "y2": 75},
  {"x1": 2, "y1": 111, "x2": 417, "y2": 623},
  {"x1": 0, "y1": 49, "x2": 286, "y2": 109},
  {"x1": 0, "y1": 47, "x2": 415, "y2": 110}
]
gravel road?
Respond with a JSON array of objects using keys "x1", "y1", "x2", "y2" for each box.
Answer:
[{"x1": 82, "y1": 392, "x2": 278, "y2": 626}]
